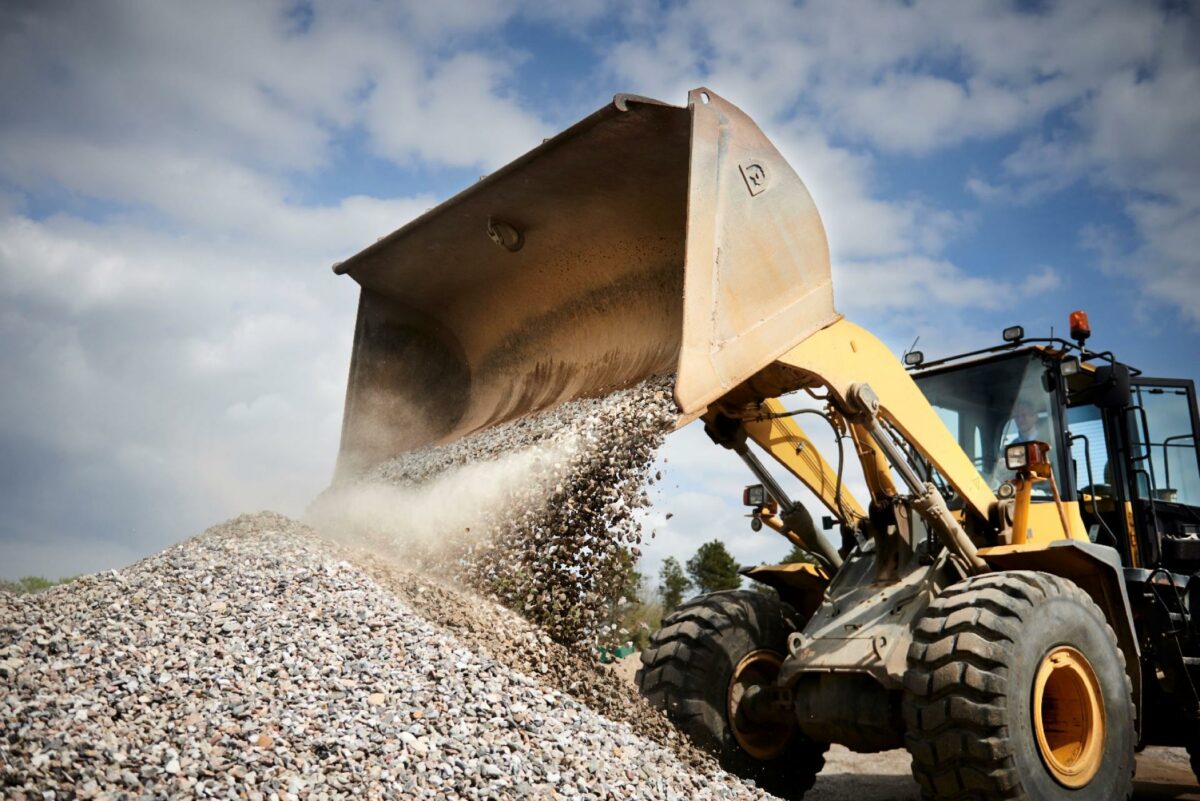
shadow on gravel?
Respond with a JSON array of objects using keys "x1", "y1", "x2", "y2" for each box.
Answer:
[
  {"x1": 807, "y1": 775, "x2": 917, "y2": 801},
  {"x1": 1134, "y1": 750, "x2": 1200, "y2": 801},
  {"x1": 801, "y1": 748, "x2": 1200, "y2": 801},
  {"x1": 1134, "y1": 782, "x2": 1200, "y2": 801}
]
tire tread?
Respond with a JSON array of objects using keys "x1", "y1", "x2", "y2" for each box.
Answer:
[
  {"x1": 637, "y1": 590, "x2": 827, "y2": 799},
  {"x1": 903, "y1": 570, "x2": 1134, "y2": 801}
]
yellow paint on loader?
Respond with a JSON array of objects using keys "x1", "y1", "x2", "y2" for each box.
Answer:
[
  {"x1": 741, "y1": 398, "x2": 866, "y2": 522},
  {"x1": 773, "y1": 319, "x2": 996, "y2": 521}
]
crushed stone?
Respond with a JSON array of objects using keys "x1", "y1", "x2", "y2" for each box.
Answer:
[
  {"x1": 344, "y1": 548, "x2": 711, "y2": 769},
  {"x1": 311, "y1": 376, "x2": 679, "y2": 646},
  {"x1": 1, "y1": 512, "x2": 767, "y2": 800}
]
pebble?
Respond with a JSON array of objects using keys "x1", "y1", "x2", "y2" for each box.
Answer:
[
  {"x1": 0, "y1": 514, "x2": 774, "y2": 798},
  {"x1": 311, "y1": 376, "x2": 678, "y2": 646}
]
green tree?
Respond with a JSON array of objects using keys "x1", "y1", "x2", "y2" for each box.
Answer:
[
  {"x1": 657, "y1": 557, "x2": 692, "y2": 612},
  {"x1": 597, "y1": 548, "x2": 652, "y2": 651},
  {"x1": 686, "y1": 540, "x2": 742, "y2": 593},
  {"x1": 781, "y1": 542, "x2": 819, "y2": 565},
  {"x1": 0, "y1": 575, "x2": 75, "y2": 594}
]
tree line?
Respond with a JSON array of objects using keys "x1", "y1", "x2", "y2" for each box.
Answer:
[{"x1": 603, "y1": 538, "x2": 817, "y2": 651}]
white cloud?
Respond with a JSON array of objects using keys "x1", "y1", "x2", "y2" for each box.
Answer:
[
  {"x1": 0, "y1": 216, "x2": 170, "y2": 312},
  {"x1": 601, "y1": 7, "x2": 981, "y2": 269},
  {"x1": 0, "y1": 199, "x2": 402, "y2": 572},
  {"x1": 823, "y1": 73, "x2": 1025, "y2": 155},
  {"x1": 943, "y1": 7, "x2": 1200, "y2": 327},
  {"x1": 0, "y1": 0, "x2": 553, "y2": 216},
  {"x1": 2, "y1": 0, "x2": 1196, "y2": 583},
  {"x1": 1026, "y1": 266, "x2": 1061, "y2": 294},
  {"x1": 362, "y1": 52, "x2": 548, "y2": 170},
  {"x1": 836, "y1": 256, "x2": 1011, "y2": 313},
  {"x1": 1082, "y1": 199, "x2": 1200, "y2": 326}
]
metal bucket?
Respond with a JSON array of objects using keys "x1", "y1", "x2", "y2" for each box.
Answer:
[{"x1": 333, "y1": 88, "x2": 837, "y2": 477}]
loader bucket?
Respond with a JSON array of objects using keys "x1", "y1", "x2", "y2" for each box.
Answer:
[{"x1": 333, "y1": 88, "x2": 837, "y2": 477}]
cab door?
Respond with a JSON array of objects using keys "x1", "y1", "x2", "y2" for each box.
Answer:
[{"x1": 1124, "y1": 378, "x2": 1200, "y2": 568}]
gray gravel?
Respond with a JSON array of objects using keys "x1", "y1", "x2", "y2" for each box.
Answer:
[
  {"x1": 1, "y1": 512, "x2": 769, "y2": 800},
  {"x1": 344, "y1": 548, "x2": 707, "y2": 767},
  {"x1": 311, "y1": 376, "x2": 678, "y2": 646}
]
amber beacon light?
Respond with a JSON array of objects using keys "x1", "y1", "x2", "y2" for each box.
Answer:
[{"x1": 1069, "y1": 310, "x2": 1091, "y2": 348}]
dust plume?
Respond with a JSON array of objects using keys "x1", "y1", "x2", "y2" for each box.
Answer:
[
  {"x1": 306, "y1": 437, "x2": 579, "y2": 571},
  {"x1": 309, "y1": 376, "x2": 680, "y2": 646}
]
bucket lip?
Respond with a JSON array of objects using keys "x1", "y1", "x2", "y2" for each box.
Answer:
[{"x1": 332, "y1": 90, "x2": 683, "y2": 279}]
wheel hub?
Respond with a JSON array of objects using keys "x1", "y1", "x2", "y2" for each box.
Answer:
[
  {"x1": 1032, "y1": 645, "x2": 1106, "y2": 788},
  {"x1": 728, "y1": 649, "x2": 792, "y2": 760}
]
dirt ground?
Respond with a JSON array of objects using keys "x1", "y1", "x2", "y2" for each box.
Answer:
[
  {"x1": 606, "y1": 656, "x2": 1200, "y2": 800},
  {"x1": 808, "y1": 745, "x2": 1199, "y2": 800}
]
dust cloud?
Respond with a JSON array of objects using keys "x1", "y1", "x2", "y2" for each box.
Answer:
[
  {"x1": 309, "y1": 376, "x2": 679, "y2": 645},
  {"x1": 306, "y1": 436, "x2": 579, "y2": 571}
]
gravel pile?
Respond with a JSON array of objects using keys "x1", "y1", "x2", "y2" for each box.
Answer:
[
  {"x1": 2, "y1": 512, "x2": 767, "y2": 800},
  {"x1": 311, "y1": 376, "x2": 679, "y2": 646},
  {"x1": 345, "y1": 550, "x2": 707, "y2": 767}
]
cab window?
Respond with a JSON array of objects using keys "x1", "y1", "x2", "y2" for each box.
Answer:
[
  {"x1": 915, "y1": 352, "x2": 1066, "y2": 499},
  {"x1": 1129, "y1": 382, "x2": 1200, "y2": 506},
  {"x1": 1067, "y1": 404, "x2": 1111, "y2": 496}
]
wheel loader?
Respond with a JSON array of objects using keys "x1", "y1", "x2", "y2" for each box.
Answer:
[{"x1": 330, "y1": 88, "x2": 1200, "y2": 799}]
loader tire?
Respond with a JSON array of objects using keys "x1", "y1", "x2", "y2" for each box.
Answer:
[
  {"x1": 636, "y1": 590, "x2": 826, "y2": 799},
  {"x1": 903, "y1": 571, "x2": 1135, "y2": 801}
]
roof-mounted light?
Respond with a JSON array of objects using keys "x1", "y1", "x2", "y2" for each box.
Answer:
[
  {"x1": 1003, "y1": 325, "x2": 1025, "y2": 343},
  {"x1": 1069, "y1": 310, "x2": 1091, "y2": 348},
  {"x1": 904, "y1": 350, "x2": 925, "y2": 367}
]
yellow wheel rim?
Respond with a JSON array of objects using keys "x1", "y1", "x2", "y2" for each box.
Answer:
[
  {"x1": 728, "y1": 649, "x2": 790, "y2": 760},
  {"x1": 1032, "y1": 646, "x2": 1106, "y2": 788}
]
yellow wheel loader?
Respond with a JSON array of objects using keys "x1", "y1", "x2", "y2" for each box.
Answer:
[{"x1": 332, "y1": 88, "x2": 1200, "y2": 799}]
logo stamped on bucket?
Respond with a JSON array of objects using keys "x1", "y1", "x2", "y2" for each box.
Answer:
[{"x1": 740, "y1": 161, "x2": 770, "y2": 197}]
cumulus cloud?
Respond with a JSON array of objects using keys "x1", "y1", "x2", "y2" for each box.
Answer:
[
  {"x1": 0, "y1": 0, "x2": 565, "y2": 576},
  {"x1": 963, "y1": 6, "x2": 1199, "y2": 327},
  {"x1": 1025, "y1": 266, "x2": 1061, "y2": 294},
  {"x1": 0, "y1": 213, "x2": 365, "y2": 566},
  {"x1": 2, "y1": 0, "x2": 1196, "y2": 581},
  {"x1": 0, "y1": 0, "x2": 553, "y2": 206},
  {"x1": 836, "y1": 256, "x2": 1011, "y2": 313}
]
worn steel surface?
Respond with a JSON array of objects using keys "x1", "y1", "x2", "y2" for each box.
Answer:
[
  {"x1": 777, "y1": 500, "x2": 962, "y2": 691},
  {"x1": 333, "y1": 88, "x2": 836, "y2": 476}
]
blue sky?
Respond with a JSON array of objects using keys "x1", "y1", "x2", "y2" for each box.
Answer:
[{"x1": 1, "y1": 0, "x2": 1197, "y2": 582}]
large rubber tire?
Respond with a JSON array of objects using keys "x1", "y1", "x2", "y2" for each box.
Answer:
[
  {"x1": 903, "y1": 571, "x2": 1135, "y2": 801},
  {"x1": 637, "y1": 590, "x2": 827, "y2": 799}
]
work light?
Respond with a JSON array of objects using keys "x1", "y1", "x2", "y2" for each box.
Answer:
[
  {"x1": 743, "y1": 484, "x2": 767, "y2": 507},
  {"x1": 1006, "y1": 441, "x2": 1050, "y2": 471}
]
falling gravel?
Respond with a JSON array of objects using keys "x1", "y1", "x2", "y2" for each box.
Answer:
[
  {"x1": 309, "y1": 376, "x2": 679, "y2": 646},
  {"x1": 1, "y1": 513, "x2": 770, "y2": 800}
]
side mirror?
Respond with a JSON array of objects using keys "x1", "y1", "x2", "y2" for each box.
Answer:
[
  {"x1": 1068, "y1": 363, "x2": 1131, "y2": 409},
  {"x1": 1094, "y1": 364, "x2": 1132, "y2": 409}
]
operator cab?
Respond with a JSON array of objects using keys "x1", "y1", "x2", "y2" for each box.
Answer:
[
  {"x1": 915, "y1": 350, "x2": 1070, "y2": 500},
  {"x1": 906, "y1": 316, "x2": 1200, "y2": 574}
]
